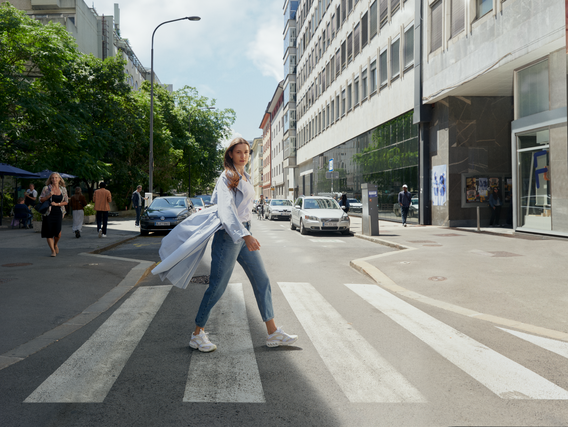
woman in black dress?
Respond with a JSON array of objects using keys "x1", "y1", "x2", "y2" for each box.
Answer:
[{"x1": 39, "y1": 173, "x2": 69, "y2": 257}]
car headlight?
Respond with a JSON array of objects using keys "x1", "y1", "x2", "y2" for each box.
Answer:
[
  {"x1": 177, "y1": 212, "x2": 190, "y2": 220},
  {"x1": 341, "y1": 213, "x2": 349, "y2": 220},
  {"x1": 304, "y1": 215, "x2": 318, "y2": 221}
]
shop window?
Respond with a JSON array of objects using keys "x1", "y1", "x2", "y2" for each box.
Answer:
[
  {"x1": 517, "y1": 129, "x2": 551, "y2": 231},
  {"x1": 517, "y1": 60, "x2": 549, "y2": 119}
]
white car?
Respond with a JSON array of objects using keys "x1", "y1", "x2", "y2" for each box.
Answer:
[
  {"x1": 290, "y1": 196, "x2": 350, "y2": 235},
  {"x1": 346, "y1": 198, "x2": 362, "y2": 213},
  {"x1": 265, "y1": 199, "x2": 293, "y2": 220}
]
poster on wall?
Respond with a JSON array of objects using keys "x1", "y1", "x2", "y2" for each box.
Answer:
[{"x1": 432, "y1": 165, "x2": 447, "y2": 206}]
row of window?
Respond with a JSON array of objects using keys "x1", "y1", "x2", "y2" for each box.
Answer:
[
  {"x1": 297, "y1": 0, "x2": 408, "y2": 93},
  {"x1": 297, "y1": 23, "x2": 413, "y2": 124}
]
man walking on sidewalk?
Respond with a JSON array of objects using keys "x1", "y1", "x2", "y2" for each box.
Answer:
[
  {"x1": 132, "y1": 185, "x2": 147, "y2": 227},
  {"x1": 93, "y1": 182, "x2": 112, "y2": 237},
  {"x1": 398, "y1": 184, "x2": 412, "y2": 227}
]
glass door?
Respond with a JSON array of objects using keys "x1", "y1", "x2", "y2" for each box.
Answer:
[{"x1": 516, "y1": 129, "x2": 551, "y2": 230}]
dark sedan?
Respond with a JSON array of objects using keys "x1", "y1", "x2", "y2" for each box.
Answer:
[{"x1": 140, "y1": 197, "x2": 195, "y2": 235}]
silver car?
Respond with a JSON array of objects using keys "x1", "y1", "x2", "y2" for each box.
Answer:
[
  {"x1": 265, "y1": 199, "x2": 293, "y2": 220},
  {"x1": 290, "y1": 196, "x2": 350, "y2": 235}
]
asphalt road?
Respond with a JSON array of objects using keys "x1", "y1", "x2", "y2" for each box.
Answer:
[{"x1": 1, "y1": 217, "x2": 568, "y2": 426}]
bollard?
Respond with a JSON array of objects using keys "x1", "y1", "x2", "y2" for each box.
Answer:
[{"x1": 477, "y1": 206, "x2": 480, "y2": 231}]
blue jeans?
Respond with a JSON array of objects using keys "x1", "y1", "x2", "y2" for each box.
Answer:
[
  {"x1": 135, "y1": 206, "x2": 142, "y2": 224},
  {"x1": 401, "y1": 206, "x2": 410, "y2": 224},
  {"x1": 195, "y1": 222, "x2": 274, "y2": 328}
]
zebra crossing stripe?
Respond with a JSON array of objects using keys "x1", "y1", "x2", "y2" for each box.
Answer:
[
  {"x1": 277, "y1": 282, "x2": 426, "y2": 403},
  {"x1": 24, "y1": 285, "x2": 172, "y2": 403},
  {"x1": 346, "y1": 284, "x2": 568, "y2": 400},
  {"x1": 498, "y1": 328, "x2": 568, "y2": 359},
  {"x1": 184, "y1": 283, "x2": 265, "y2": 403}
]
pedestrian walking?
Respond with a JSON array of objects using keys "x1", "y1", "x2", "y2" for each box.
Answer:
[
  {"x1": 489, "y1": 187, "x2": 502, "y2": 227},
  {"x1": 398, "y1": 184, "x2": 412, "y2": 227},
  {"x1": 340, "y1": 193, "x2": 350, "y2": 213},
  {"x1": 257, "y1": 194, "x2": 265, "y2": 220},
  {"x1": 132, "y1": 185, "x2": 147, "y2": 226},
  {"x1": 70, "y1": 187, "x2": 87, "y2": 238},
  {"x1": 39, "y1": 173, "x2": 68, "y2": 257},
  {"x1": 24, "y1": 183, "x2": 37, "y2": 207},
  {"x1": 93, "y1": 182, "x2": 112, "y2": 238},
  {"x1": 189, "y1": 137, "x2": 298, "y2": 352}
]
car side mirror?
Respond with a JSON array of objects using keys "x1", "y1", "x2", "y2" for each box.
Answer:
[{"x1": 295, "y1": 205, "x2": 301, "y2": 209}]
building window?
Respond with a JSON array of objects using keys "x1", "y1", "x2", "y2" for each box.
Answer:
[
  {"x1": 341, "y1": 89, "x2": 346, "y2": 116},
  {"x1": 391, "y1": 0, "x2": 400, "y2": 15},
  {"x1": 336, "y1": 49, "x2": 341, "y2": 76},
  {"x1": 362, "y1": 68, "x2": 368, "y2": 99},
  {"x1": 347, "y1": 32, "x2": 353, "y2": 63},
  {"x1": 477, "y1": 0, "x2": 492, "y2": 18},
  {"x1": 326, "y1": 104, "x2": 330, "y2": 128},
  {"x1": 379, "y1": 49, "x2": 388, "y2": 86},
  {"x1": 517, "y1": 60, "x2": 549, "y2": 119},
  {"x1": 330, "y1": 56, "x2": 335, "y2": 82},
  {"x1": 430, "y1": 0, "x2": 443, "y2": 53},
  {"x1": 361, "y1": 12, "x2": 368, "y2": 48},
  {"x1": 451, "y1": 0, "x2": 465, "y2": 37},
  {"x1": 370, "y1": 1, "x2": 378, "y2": 39},
  {"x1": 391, "y1": 38, "x2": 400, "y2": 79},
  {"x1": 379, "y1": 0, "x2": 388, "y2": 27},
  {"x1": 354, "y1": 23, "x2": 360, "y2": 57},
  {"x1": 404, "y1": 25, "x2": 414, "y2": 69},
  {"x1": 332, "y1": 13, "x2": 336, "y2": 37},
  {"x1": 341, "y1": 40, "x2": 347, "y2": 69},
  {"x1": 370, "y1": 60, "x2": 377, "y2": 93},
  {"x1": 354, "y1": 76, "x2": 359, "y2": 106},
  {"x1": 347, "y1": 83, "x2": 352, "y2": 111},
  {"x1": 331, "y1": 99, "x2": 335, "y2": 123},
  {"x1": 342, "y1": 0, "x2": 347, "y2": 22},
  {"x1": 336, "y1": 95, "x2": 340, "y2": 120}
]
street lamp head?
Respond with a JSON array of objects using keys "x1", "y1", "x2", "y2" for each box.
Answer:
[{"x1": 187, "y1": 16, "x2": 201, "y2": 21}]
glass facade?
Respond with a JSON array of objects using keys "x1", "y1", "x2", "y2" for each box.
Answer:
[{"x1": 308, "y1": 111, "x2": 419, "y2": 223}]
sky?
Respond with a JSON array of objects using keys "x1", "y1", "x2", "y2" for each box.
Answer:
[{"x1": 90, "y1": 0, "x2": 285, "y2": 145}]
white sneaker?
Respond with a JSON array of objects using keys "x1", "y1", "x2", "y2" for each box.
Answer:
[
  {"x1": 266, "y1": 327, "x2": 298, "y2": 347},
  {"x1": 98, "y1": 229, "x2": 102, "y2": 238},
  {"x1": 102, "y1": 234, "x2": 107, "y2": 237},
  {"x1": 189, "y1": 330, "x2": 217, "y2": 353}
]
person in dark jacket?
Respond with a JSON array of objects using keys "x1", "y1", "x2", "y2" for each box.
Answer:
[
  {"x1": 340, "y1": 194, "x2": 350, "y2": 213},
  {"x1": 489, "y1": 187, "x2": 502, "y2": 227},
  {"x1": 13, "y1": 197, "x2": 33, "y2": 228},
  {"x1": 398, "y1": 184, "x2": 412, "y2": 227},
  {"x1": 132, "y1": 185, "x2": 147, "y2": 226}
]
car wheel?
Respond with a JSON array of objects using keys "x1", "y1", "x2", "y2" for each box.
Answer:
[
  {"x1": 140, "y1": 229, "x2": 149, "y2": 236},
  {"x1": 300, "y1": 220, "x2": 309, "y2": 235},
  {"x1": 290, "y1": 218, "x2": 296, "y2": 230}
]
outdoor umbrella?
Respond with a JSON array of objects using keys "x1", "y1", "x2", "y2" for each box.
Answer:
[
  {"x1": 152, "y1": 206, "x2": 221, "y2": 289},
  {"x1": 0, "y1": 163, "x2": 41, "y2": 226},
  {"x1": 36, "y1": 169, "x2": 77, "y2": 179}
]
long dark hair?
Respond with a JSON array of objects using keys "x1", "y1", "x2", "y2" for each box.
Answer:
[{"x1": 224, "y1": 137, "x2": 250, "y2": 191}]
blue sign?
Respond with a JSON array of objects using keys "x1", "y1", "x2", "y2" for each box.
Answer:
[
  {"x1": 369, "y1": 191, "x2": 378, "y2": 197},
  {"x1": 329, "y1": 158, "x2": 334, "y2": 171}
]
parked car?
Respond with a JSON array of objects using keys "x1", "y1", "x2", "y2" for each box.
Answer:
[
  {"x1": 290, "y1": 196, "x2": 350, "y2": 235},
  {"x1": 265, "y1": 199, "x2": 293, "y2": 220},
  {"x1": 393, "y1": 196, "x2": 419, "y2": 217},
  {"x1": 190, "y1": 197, "x2": 206, "y2": 212},
  {"x1": 140, "y1": 196, "x2": 195, "y2": 236},
  {"x1": 194, "y1": 194, "x2": 213, "y2": 207},
  {"x1": 341, "y1": 198, "x2": 362, "y2": 213}
]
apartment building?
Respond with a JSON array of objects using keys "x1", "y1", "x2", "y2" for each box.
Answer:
[
  {"x1": 294, "y1": 0, "x2": 419, "y2": 222},
  {"x1": 260, "y1": 82, "x2": 284, "y2": 199},
  {"x1": 420, "y1": 0, "x2": 567, "y2": 235},
  {"x1": 251, "y1": 137, "x2": 263, "y2": 199},
  {"x1": 12, "y1": 0, "x2": 151, "y2": 91}
]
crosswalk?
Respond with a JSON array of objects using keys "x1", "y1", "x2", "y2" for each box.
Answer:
[{"x1": 24, "y1": 282, "x2": 568, "y2": 404}]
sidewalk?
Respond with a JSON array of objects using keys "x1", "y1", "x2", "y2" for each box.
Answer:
[
  {"x1": 348, "y1": 216, "x2": 568, "y2": 341},
  {"x1": 0, "y1": 216, "x2": 153, "y2": 370}
]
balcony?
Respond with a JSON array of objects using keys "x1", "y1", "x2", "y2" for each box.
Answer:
[{"x1": 31, "y1": 0, "x2": 61, "y2": 9}]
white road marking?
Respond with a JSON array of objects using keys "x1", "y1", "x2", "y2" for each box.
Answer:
[
  {"x1": 498, "y1": 328, "x2": 568, "y2": 359},
  {"x1": 346, "y1": 284, "x2": 568, "y2": 400},
  {"x1": 309, "y1": 239, "x2": 345, "y2": 243},
  {"x1": 184, "y1": 283, "x2": 265, "y2": 403},
  {"x1": 25, "y1": 286, "x2": 172, "y2": 403},
  {"x1": 278, "y1": 282, "x2": 426, "y2": 403}
]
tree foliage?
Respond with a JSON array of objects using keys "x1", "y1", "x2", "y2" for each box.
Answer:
[{"x1": 0, "y1": 2, "x2": 235, "y2": 208}]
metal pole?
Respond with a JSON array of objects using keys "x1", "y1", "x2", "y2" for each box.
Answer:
[
  {"x1": 149, "y1": 16, "x2": 200, "y2": 204},
  {"x1": 477, "y1": 206, "x2": 480, "y2": 231}
]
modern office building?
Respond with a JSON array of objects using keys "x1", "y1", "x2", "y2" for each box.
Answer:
[
  {"x1": 419, "y1": 0, "x2": 567, "y2": 236},
  {"x1": 11, "y1": 0, "x2": 152, "y2": 90}
]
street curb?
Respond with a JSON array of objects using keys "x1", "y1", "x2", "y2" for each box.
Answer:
[
  {"x1": 0, "y1": 239, "x2": 155, "y2": 371},
  {"x1": 349, "y1": 241, "x2": 568, "y2": 343}
]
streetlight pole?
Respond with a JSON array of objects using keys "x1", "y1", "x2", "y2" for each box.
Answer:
[
  {"x1": 188, "y1": 106, "x2": 215, "y2": 197},
  {"x1": 149, "y1": 15, "x2": 200, "y2": 204}
]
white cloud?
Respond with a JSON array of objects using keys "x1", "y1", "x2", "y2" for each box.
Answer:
[{"x1": 246, "y1": 16, "x2": 284, "y2": 82}]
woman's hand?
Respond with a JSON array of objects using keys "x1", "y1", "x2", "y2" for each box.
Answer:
[{"x1": 243, "y1": 235, "x2": 261, "y2": 252}]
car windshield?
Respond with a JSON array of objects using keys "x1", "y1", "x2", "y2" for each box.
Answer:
[
  {"x1": 191, "y1": 198, "x2": 204, "y2": 207},
  {"x1": 270, "y1": 200, "x2": 293, "y2": 206},
  {"x1": 303, "y1": 198, "x2": 340, "y2": 209},
  {"x1": 150, "y1": 198, "x2": 186, "y2": 208},
  {"x1": 196, "y1": 195, "x2": 212, "y2": 204}
]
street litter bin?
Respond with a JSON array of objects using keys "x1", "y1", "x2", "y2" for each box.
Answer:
[{"x1": 361, "y1": 183, "x2": 379, "y2": 236}]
